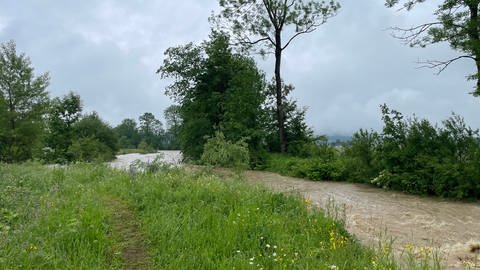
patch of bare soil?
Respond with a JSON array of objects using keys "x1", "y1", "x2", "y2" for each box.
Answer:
[
  {"x1": 244, "y1": 170, "x2": 480, "y2": 269},
  {"x1": 101, "y1": 196, "x2": 150, "y2": 270}
]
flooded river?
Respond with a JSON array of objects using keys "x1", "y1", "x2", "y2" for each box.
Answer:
[
  {"x1": 245, "y1": 171, "x2": 480, "y2": 269},
  {"x1": 111, "y1": 152, "x2": 480, "y2": 269}
]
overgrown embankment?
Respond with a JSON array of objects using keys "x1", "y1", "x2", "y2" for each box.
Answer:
[
  {"x1": 1, "y1": 162, "x2": 402, "y2": 269},
  {"x1": 263, "y1": 107, "x2": 480, "y2": 200}
]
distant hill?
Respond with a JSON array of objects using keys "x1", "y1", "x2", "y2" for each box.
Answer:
[{"x1": 327, "y1": 134, "x2": 352, "y2": 144}]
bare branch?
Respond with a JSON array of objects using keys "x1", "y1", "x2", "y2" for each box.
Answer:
[
  {"x1": 281, "y1": 25, "x2": 317, "y2": 50},
  {"x1": 234, "y1": 36, "x2": 275, "y2": 47},
  {"x1": 389, "y1": 22, "x2": 442, "y2": 45},
  {"x1": 417, "y1": 55, "x2": 475, "y2": 74}
]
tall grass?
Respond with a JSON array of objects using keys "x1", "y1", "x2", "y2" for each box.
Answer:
[
  {"x1": 0, "y1": 163, "x2": 120, "y2": 269},
  {"x1": 102, "y1": 169, "x2": 398, "y2": 269},
  {"x1": 1, "y1": 162, "x2": 403, "y2": 269}
]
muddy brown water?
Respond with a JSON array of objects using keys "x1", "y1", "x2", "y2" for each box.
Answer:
[{"x1": 111, "y1": 152, "x2": 480, "y2": 269}]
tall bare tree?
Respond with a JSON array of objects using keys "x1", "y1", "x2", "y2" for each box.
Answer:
[
  {"x1": 213, "y1": 0, "x2": 340, "y2": 152},
  {"x1": 387, "y1": 0, "x2": 480, "y2": 96}
]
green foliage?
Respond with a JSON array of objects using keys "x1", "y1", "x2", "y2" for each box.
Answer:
[
  {"x1": 342, "y1": 129, "x2": 382, "y2": 182},
  {"x1": 213, "y1": 0, "x2": 340, "y2": 152},
  {"x1": 265, "y1": 154, "x2": 346, "y2": 181},
  {"x1": 69, "y1": 113, "x2": 118, "y2": 162},
  {"x1": 43, "y1": 92, "x2": 82, "y2": 163},
  {"x1": 263, "y1": 105, "x2": 480, "y2": 200},
  {"x1": 137, "y1": 140, "x2": 156, "y2": 154},
  {"x1": 139, "y1": 112, "x2": 164, "y2": 149},
  {"x1": 344, "y1": 105, "x2": 480, "y2": 199},
  {"x1": 159, "y1": 32, "x2": 267, "y2": 161},
  {"x1": 263, "y1": 82, "x2": 314, "y2": 155},
  {"x1": 114, "y1": 118, "x2": 139, "y2": 149},
  {"x1": 0, "y1": 40, "x2": 50, "y2": 162},
  {"x1": 67, "y1": 137, "x2": 115, "y2": 162},
  {"x1": 200, "y1": 131, "x2": 250, "y2": 170},
  {"x1": 163, "y1": 105, "x2": 181, "y2": 150}
]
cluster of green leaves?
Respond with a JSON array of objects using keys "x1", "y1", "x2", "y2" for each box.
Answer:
[
  {"x1": 115, "y1": 111, "x2": 172, "y2": 152},
  {"x1": 159, "y1": 32, "x2": 268, "y2": 162},
  {"x1": 0, "y1": 41, "x2": 49, "y2": 162},
  {"x1": 0, "y1": 40, "x2": 120, "y2": 164},
  {"x1": 265, "y1": 153, "x2": 346, "y2": 181},
  {"x1": 200, "y1": 131, "x2": 250, "y2": 170},
  {"x1": 349, "y1": 105, "x2": 480, "y2": 199},
  {"x1": 44, "y1": 108, "x2": 119, "y2": 163}
]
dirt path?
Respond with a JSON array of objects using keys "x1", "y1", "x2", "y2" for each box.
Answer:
[
  {"x1": 101, "y1": 196, "x2": 150, "y2": 270},
  {"x1": 244, "y1": 170, "x2": 480, "y2": 269}
]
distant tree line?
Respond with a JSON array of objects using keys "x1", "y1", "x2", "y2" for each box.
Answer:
[{"x1": 0, "y1": 40, "x2": 178, "y2": 164}]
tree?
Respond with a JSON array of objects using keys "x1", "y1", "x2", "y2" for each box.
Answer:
[
  {"x1": 70, "y1": 112, "x2": 118, "y2": 161},
  {"x1": 115, "y1": 118, "x2": 140, "y2": 149},
  {"x1": 263, "y1": 81, "x2": 313, "y2": 154},
  {"x1": 213, "y1": 0, "x2": 340, "y2": 152},
  {"x1": 0, "y1": 40, "x2": 50, "y2": 162},
  {"x1": 163, "y1": 105, "x2": 181, "y2": 149},
  {"x1": 386, "y1": 0, "x2": 480, "y2": 96},
  {"x1": 158, "y1": 33, "x2": 267, "y2": 160},
  {"x1": 44, "y1": 92, "x2": 82, "y2": 163},
  {"x1": 139, "y1": 112, "x2": 164, "y2": 149}
]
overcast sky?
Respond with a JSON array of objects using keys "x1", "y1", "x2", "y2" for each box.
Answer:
[{"x1": 1, "y1": 0, "x2": 478, "y2": 135}]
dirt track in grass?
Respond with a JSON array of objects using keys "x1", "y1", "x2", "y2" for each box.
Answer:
[{"x1": 101, "y1": 196, "x2": 150, "y2": 270}]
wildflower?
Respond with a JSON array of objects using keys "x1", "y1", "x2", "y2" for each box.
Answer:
[
  {"x1": 266, "y1": 244, "x2": 271, "y2": 248},
  {"x1": 305, "y1": 196, "x2": 312, "y2": 207},
  {"x1": 273, "y1": 245, "x2": 277, "y2": 249},
  {"x1": 272, "y1": 252, "x2": 277, "y2": 257},
  {"x1": 329, "y1": 265, "x2": 337, "y2": 270}
]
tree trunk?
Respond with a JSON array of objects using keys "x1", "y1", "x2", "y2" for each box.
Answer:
[
  {"x1": 274, "y1": 32, "x2": 287, "y2": 153},
  {"x1": 469, "y1": 3, "x2": 480, "y2": 95},
  {"x1": 6, "y1": 82, "x2": 15, "y2": 130}
]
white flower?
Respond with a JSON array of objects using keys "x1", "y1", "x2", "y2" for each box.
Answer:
[
  {"x1": 273, "y1": 245, "x2": 277, "y2": 249},
  {"x1": 266, "y1": 244, "x2": 271, "y2": 248},
  {"x1": 330, "y1": 265, "x2": 337, "y2": 270},
  {"x1": 272, "y1": 252, "x2": 277, "y2": 257}
]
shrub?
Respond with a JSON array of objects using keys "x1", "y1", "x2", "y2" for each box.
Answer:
[
  {"x1": 200, "y1": 131, "x2": 250, "y2": 170},
  {"x1": 67, "y1": 137, "x2": 115, "y2": 162}
]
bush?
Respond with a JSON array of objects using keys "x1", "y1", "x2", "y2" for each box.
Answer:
[
  {"x1": 342, "y1": 129, "x2": 381, "y2": 183},
  {"x1": 353, "y1": 106, "x2": 480, "y2": 199},
  {"x1": 67, "y1": 137, "x2": 115, "y2": 162},
  {"x1": 200, "y1": 131, "x2": 250, "y2": 170},
  {"x1": 264, "y1": 154, "x2": 346, "y2": 181}
]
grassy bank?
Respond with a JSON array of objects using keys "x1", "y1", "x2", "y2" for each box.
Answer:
[{"x1": 0, "y1": 163, "x2": 401, "y2": 269}]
